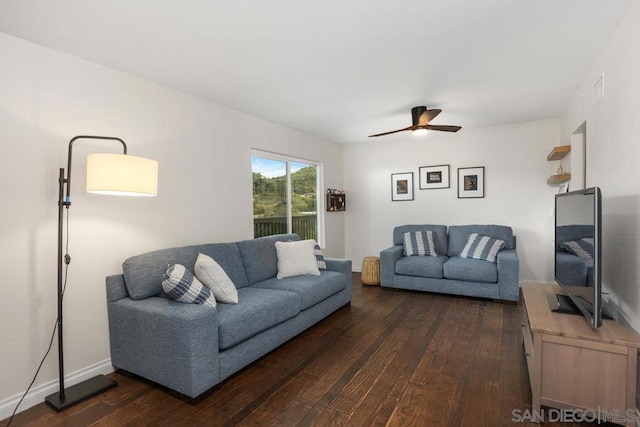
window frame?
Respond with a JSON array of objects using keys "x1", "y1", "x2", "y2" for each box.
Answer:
[{"x1": 251, "y1": 149, "x2": 325, "y2": 246}]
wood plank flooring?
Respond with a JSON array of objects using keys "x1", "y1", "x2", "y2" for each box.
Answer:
[{"x1": 3, "y1": 274, "x2": 607, "y2": 426}]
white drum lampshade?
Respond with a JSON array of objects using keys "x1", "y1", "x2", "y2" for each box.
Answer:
[{"x1": 86, "y1": 153, "x2": 158, "y2": 196}]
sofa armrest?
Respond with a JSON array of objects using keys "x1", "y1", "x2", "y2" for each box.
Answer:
[
  {"x1": 324, "y1": 257, "x2": 352, "y2": 277},
  {"x1": 380, "y1": 246, "x2": 403, "y2": 287},
  {"x1": 106, "y1": 274, "x2": 128, "y2": 302},
  {"x1": 497, "y1": 249, "x2": 519, "y2": 301},
  {"x1": 324, "y1": 258, "x2": 353, "y2": 301},
  {"x1": 107, "y1": 296, "x2": 220, "y2": 398}
]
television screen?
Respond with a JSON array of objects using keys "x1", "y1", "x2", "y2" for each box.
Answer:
[{"x1": 552, "y1": 187, "x2": 609, "y2": 328}]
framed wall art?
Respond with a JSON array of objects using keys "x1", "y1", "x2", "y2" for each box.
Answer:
[
  {"x1": 457, "y1": 166, "x2": 485, "y2": 198},
  {"x1": 419, "y1": 164, "x2": 450, "y2": 190},
  {"x1": 391, "y1": 172, "x2": 414, "y2": 201}
]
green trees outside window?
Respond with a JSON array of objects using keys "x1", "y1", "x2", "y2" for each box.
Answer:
[{"x1": 252, "y1": 155, "x2": 319, "y2": 240}]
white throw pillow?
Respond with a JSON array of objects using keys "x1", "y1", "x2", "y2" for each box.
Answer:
[
  {"x1": 275, "y1": 240, "x2": 321, "y2": 279},
  {"x1": 194, "y1": 253, "x2": 239, "y2": 304}
]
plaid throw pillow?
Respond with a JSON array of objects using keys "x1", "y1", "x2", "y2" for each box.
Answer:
[
  {"x1": 403, "y1": 231, "x2": 437, "y2": 257},
  {"x1": 314, "y1": 241, "x2": 327, "y2": 270},
  {"x1": 460, "y1": 233, "x2": 505, "y2": 263},
  {"x1": 162, "y1": 264, "x2": 216, "y2": 307}
]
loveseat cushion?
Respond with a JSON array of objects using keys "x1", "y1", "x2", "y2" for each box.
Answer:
[
  {"x1": 123, "y1": 242, "x2": 247, "y2": 300},
  {"x1": 237, "y1": 234, "x2": 300, "y2": 285},
  {"x1": 443, "y1": 257, "x2": 497, "y2": 283},
  {"x1": 396, "y1": 255, "x2": 447, "y2": 279},
  {"x1": 252, "y1": 270, "x2": 346, "y2": 310},
  {"x1": 216, "y1": 287, "x2": 301, "y2": 350}
]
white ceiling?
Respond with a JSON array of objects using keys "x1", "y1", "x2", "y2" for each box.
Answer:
[{"x1": 0, "y1": 0, "x2": 633, "y2": 144}]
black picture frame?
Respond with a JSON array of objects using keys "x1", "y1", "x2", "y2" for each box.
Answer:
[
  {"x1": 419, "y1": 164, "x2": 450, "y2": 190},
  {"x1": 457, "y1": 166, "x2": 485, "y2": 198},
  {"x1": 391, "y1": 172, "x2": 414, "y2": 201}
]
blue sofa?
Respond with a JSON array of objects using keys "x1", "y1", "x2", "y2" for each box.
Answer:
[
  {"x1": 106, "y1": 233, "x2": 352, "y2": 399},
  {"x1": 380, "y1": 224, "x2": 519, "y2": 301}
]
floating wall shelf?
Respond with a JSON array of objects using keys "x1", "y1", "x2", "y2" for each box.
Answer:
[
  {"x1": 547, "y1": 173, "x2": 571, "y2": 185},
  {"x1": 547, "y1": 145, "x2": 571, "y2": 161}
]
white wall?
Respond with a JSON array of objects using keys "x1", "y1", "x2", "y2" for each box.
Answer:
[
  {"x1": 563, "y1": 0, "x2": 640, "y2": 333},
  {"x1": 343, "y1": 118, "x2": 561, "y2": 282},
  {"x1": 0, "y1": 32, "x2": 344, "y2": 414}
]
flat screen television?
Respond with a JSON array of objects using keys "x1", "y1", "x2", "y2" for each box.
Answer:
[{"x1": 551, "y1": 186, "x2": 610, "y2": 328}]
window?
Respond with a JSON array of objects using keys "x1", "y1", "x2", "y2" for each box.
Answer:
[{"x1": 252, "y1": 151, "x2": 323, "y2": 243}]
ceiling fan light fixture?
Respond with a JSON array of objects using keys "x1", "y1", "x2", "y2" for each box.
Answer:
[{"x1": 368, "y1": 105, "x2": 460, "y2": 138}]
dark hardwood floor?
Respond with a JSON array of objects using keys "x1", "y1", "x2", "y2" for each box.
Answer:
[{"x1": 3, "y1": 274, "x2": 604, "y2": 426}]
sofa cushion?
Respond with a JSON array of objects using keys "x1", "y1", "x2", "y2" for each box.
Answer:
[
  {"x1": 200, "y1": 243, "x2": 250, "y2": 289},
  {"x1": 403, "y1": 230, "x2": 438, "y2": 257},
  {"x1": 123, "y1": 242, "x2": 247, "y2": 300},
  {"x1": 275, "y1": 240, "x2": 321, "y2": 279},
  {"x1": 393, "y1": 225, "x2": 448, "y2": 255},
  {"x1": 559, "y1": 239, "x2": 594, "y2": 267},
  {"x1": 252, "y1": 270, "x2": 346, "y2": 310},
  {"x1": 216, "y1": 287, "x2": 301, "y2": 350},
  {"x1": 237, "y1": 234, "x2": 300, "y2": 285},
  {"x1": 194, "y1": 253, "x2": 238, "y2": 304},
  {"x1": 396, "y1": 255, "x2": 447, "y2": 279},
  {"x1": 161, "y1": 264, "x2": 216, "y2": 307},
  {"x1": 459, "y1": 233, "x2": 506, "y2": 263},
  {"x1": 443, "y1": 257, "x2": 498, "y2": 283},
  {"x1": 448, "y1": 225, "x2": 514, "y2": 257}
]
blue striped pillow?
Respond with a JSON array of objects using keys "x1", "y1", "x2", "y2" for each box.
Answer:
[
  {"x1": 459, "y1": 233, "x2": 505, "y2": 263},
  {"x1": 162, "y1": 264, "x2": 216, "y2": 307},
  {"x1": 314, "y1": 242, "x2": 327, "y2": 270},
  {"x1": 560, "y1": 238, "x2": 594, "y2": 267},
  {"x1": 403, "y1": 231, "x2": 437, "y2": 257}
]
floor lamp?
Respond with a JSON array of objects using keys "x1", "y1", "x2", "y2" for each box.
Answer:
[{"x1": 44, "y1": 135, "x2": 158, "y2": 411}]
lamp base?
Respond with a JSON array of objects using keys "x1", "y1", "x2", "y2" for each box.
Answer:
[{"x1": 45, "y1": 375, "x2": 117, "y2": 412}]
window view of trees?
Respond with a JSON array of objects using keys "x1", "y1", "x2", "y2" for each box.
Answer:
[{"x1": 252, "y1": 156, "x2": 318, "y2": 240}]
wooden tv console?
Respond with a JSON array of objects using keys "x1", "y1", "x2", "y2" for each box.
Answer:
[{"x1": 521, "y1": 282, "x2": 640, "y2": 426}]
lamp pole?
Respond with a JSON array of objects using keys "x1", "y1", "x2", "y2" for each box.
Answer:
[{"x1": 45, "y1": 136, "x2": 130, "y2": 411}]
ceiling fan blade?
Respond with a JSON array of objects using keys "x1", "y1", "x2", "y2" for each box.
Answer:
[
  {"x1": 368, "y1": 126, "x2": 414, "y2": 137},
  {"x1": 426, "y1": 124, "x2": 462, "y2": 132},
  {"x1": 417, "y1": 109, "x2": 442, "y2": 126}
]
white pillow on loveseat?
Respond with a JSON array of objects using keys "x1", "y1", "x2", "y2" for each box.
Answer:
[{"x1": 275, "y1": 240, "x2": 321, "y2": 279}]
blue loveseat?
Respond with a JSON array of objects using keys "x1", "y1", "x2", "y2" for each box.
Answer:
[
  {"x1": 106, "y1": 233, "x2": 352, "y2": 399},
  {"x1": 380, "y1": 224, "x2": 519, "y2": 301}
]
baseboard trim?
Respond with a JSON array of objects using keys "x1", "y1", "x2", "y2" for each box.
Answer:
[{"x1": 0, "y1": 359, "x2": 114, "y2": 421}]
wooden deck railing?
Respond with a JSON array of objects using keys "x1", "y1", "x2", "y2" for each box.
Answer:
[{"x1": 254, "y1": 214, "x2": 317, "y2": 240}]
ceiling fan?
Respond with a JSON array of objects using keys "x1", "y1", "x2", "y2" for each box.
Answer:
[{"x1": 368, "y1": 106, "x2": 461, "y2": 137}]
